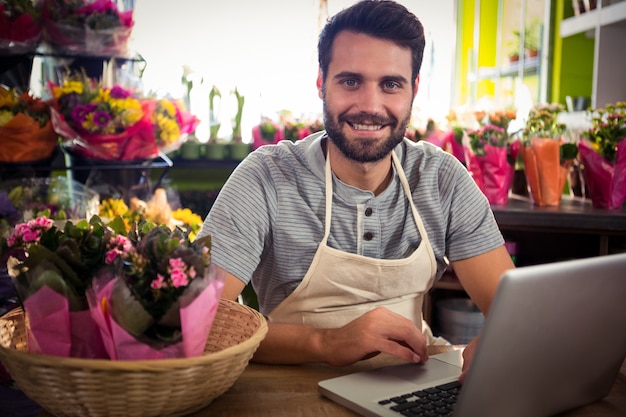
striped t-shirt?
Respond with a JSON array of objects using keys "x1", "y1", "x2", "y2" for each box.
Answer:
[{"x1": 200, "y1": 132, "x2": 504, "y2": 315}]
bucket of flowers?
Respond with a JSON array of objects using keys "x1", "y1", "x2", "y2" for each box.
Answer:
[
  {"x1": 0, "y1": 86, "x2": 58, "y2": 179},
  {"x1": 41, "y1": 0, "x2": 134, "y2": 56},
  {"x1": 520, "y1": 103, "x2": 577, "y2": 206},
  {"x1": 466, "y1": 110, "x2": 520, "y2": 205},
  {"x1": 578, "y1": 102, "x2": 626, "y2": 209}
]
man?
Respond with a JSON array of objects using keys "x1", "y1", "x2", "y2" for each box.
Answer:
[{"x1": 199, "y1": 0, "x2": 514, "y2": 376}]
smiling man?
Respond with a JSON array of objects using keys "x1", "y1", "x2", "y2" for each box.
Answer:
[{"x1": 199, "y1": 0, "x2": 514, "y2": 376}]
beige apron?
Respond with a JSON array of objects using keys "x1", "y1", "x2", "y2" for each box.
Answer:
[{"x1": 268, "y1": 147, "x2": 442, "y2": 343}]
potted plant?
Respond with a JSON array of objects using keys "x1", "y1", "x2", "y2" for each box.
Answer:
[
  {"x1": 466, "y1": 110, "x2": 520, "y2": 205},
  {"x1": 578, "y1": 102, "x2": 626, "y2": 209},
  {"x1": 520, "y1": 103, "x2": 577, "y2": 206},
  {"x1": 205, "y1": 85, "x2": 227, "y2": 160},
  {"x1": 229, "y1": 87, "x2": 249, "y2": 160}
]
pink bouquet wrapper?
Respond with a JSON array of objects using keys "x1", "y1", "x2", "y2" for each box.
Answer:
[
  {"x1": 252, "y1": 123, "x2": 284, "y2": 150},
  {"x1": 23, "y1": 286, "x2": 108, "y2": 358},
  {"x1": 443, "y1": 130, "x2": 468, "y2": 166},
  {"x1": 579, "y1": 139, "x2": 626, "y2": 209},
  {"x1": 51, "y1": 106, "x2": 159, "y2": 161},
  {"x1": 467, "y1": 144, "x2": 514, "y2": 205},
  {"x1": 87, "y1": 266, "x2": 225, "y2": 360}
]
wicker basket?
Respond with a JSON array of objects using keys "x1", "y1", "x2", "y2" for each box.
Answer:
[{"x1": 0, "y1": 299, "x2": 267, "y2": 417}]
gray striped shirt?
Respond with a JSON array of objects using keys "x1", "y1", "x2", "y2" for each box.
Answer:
[{"x1": 200, "y1": 132, "x2": 504, "y2": 315}]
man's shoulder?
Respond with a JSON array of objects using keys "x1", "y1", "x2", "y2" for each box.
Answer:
[
  {"x1": 244, "y1": 132, "x2": 325, "y2": 174},
  {"x1": 399, "y1": 139, "x2": 457, "y2": 168}
]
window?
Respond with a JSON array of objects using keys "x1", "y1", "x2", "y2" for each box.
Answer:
[{"x1": 132, "y1": 0, "x2": 455, "y2": 141}]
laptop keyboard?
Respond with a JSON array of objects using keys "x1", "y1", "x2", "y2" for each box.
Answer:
[{"x1": 377, "y1": 380, "x2": 461, "y2": 417}]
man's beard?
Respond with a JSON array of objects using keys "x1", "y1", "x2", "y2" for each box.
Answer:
[{"x1": 322, "y1": 103, "x2": 411, "y2": 163}]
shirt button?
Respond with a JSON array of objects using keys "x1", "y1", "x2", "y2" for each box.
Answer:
[
  {"x1": 363, "y1": 232, "x2": 374, "y2": 241},
  {"x1": 365, "y1": 207, "x2": 373, "y2": 216}
]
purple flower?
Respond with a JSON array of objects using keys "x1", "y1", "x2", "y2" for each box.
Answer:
[
  {"x1": 72, "y1": 104, "x2": 97, "y2": 124},
  {"x1": 92, "y1": 110, "x2": 112, "y2": 128},
  {"x1": 109, "y1": 85, "x2": 131, "y2": 99}
]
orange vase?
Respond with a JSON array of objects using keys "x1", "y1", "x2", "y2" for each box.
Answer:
[{"x1": 521, "y1": 138, "x2": 569, "y2": 206}]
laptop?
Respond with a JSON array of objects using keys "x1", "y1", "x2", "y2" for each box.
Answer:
[{"x1": 319, "y1": 253, "x2": 626, "y2": 417}]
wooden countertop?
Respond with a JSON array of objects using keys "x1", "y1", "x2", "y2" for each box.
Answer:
[{"x1": 35, "y1": 345, "x2": 626, "y2": 417}]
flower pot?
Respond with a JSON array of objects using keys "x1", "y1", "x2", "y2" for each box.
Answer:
[
  {"x1": 230, "y1": 142, "x2": 251, "y2": 161},
  {"x1": 579, "y1": 140, "x2": 626, "y2": 209},
  {"x1": 521, "y1": 138, "x2": 569, "y2": 207},
  {"x1": 180, "y1": 140, "x2": 202, "y2": 160},
  {"x1": 205, "y1": 142, "x2": 228, "y2": 160}
]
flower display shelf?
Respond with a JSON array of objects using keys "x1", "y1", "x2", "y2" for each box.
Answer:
[{"x1": 65, "y1": 150, "x2": 173, "y2": 197}]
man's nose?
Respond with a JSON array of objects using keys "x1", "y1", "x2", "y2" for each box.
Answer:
[{"x1": 355, "y1": 84, "x2": 384, "y2": 113}]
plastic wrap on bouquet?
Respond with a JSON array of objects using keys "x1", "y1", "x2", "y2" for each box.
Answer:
[
  {"x1": 0, "y1": 3, "x2": 42, "y2": 54},
  {"x1": 51, "y1": 106, "x2": 158, "y2": 161},
  {"x1": 42, "y1": 0, "x2": 134, "y2": 56},
  {"x1": 579, "y1": 140, "x2": 626, "y2": 209},
  {"x1": 521, "y1": 138, "x2": 569, "y2": 206},
  {"x1": 443, "y1": 130, "x2": 468, "y2": 166},
  {"x1": 252, "y1": 123, "x2": 284, "y2": 150},
  {"x1": 0, "y1": 114, "x2": 59, "y2": 164},
  {"x1": 87, "y1": 264, "x2": 225, "y2": 360},
  {"x1": 21, "y1": 286, "x2": 108, "y2": 358},
  {"x1": 467, "y1": 145, "x2": 514, "y2": 205}
]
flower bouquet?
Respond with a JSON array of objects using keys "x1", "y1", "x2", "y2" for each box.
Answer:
[
  {"x1": 145, "y1": 97, "x2": 200, "y2": 155},
  {"x1": 41, "y1": 0, "x2": 134, "y2": 56},
  {"x1": 466, "y1": 122, "x2": 520, "y2": 205},
  {"x1": 0, "y1": 86, "x2": 58, "y2": 165},
  {"x1": 579, "y1": 102, "x2": 626, "y2": 209},
  {"x1": 49, "y1": 75, "x2": 158, "y2": 161},
  {"x1": 0, "y1": 0, "x2": 43, "y2": 53},
  {"x1": 87, "y1": 220, "x2": 225, "y2": 359},
  {"x1": 520, "y1": 103, "x2": 576, "y2": 206},
  {"x1": 2, "y1": 216, "x2": 110, "y2": 359}
]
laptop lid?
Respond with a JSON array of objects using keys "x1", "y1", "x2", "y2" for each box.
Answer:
[{"x1": 318, "y1": 253, "x2": 626, "y2": 417}]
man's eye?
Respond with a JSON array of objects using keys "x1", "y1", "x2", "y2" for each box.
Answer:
[
  {"x1": 343, "y1": 79, "x2": 358, "y2": 87},
  {"x1": 383, "y1": 81, "x2": 400, "y2": 90}
]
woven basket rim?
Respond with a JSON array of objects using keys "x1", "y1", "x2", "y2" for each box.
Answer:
[{"x1": 0, "y1": 298, "x2": 268, "y2": 371}]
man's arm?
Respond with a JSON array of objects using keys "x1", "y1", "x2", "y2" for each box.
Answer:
[
  {"x1": 220, "y1": 272, "x2": 429, "y2": 366},
  {"x1": 451, "y1": 245, "x2": 515, "y2": 315},
  {"x1": 451, "y1": 244, "x2": 515, "y2": 380}
]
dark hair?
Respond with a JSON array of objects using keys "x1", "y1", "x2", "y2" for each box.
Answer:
[{"x1": 318, "y1": 0, "x2": 426, "y2": 84}]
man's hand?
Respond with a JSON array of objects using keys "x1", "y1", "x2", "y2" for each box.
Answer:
[
  {"x1": 252, "y1": 307, "x2": 429, "y2": 366},
  {"x1": 459, "y1": 336, "x2": 479, "y2": 383}
]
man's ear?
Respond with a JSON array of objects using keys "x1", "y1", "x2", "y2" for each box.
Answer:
[
  {"x1": 316, "y1": 68, "x2": 323, "y2": 99},
  {"x1": 413, "y1": 74, "x2": 420, "y2": 96}
]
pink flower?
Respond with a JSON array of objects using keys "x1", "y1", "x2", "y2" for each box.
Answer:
[
  {"x1": 151, "y1": 274, "x2": 166, "y2": 290},
  {"x1": 170, "y1": 269, "x2": 188, "y2": 288}
]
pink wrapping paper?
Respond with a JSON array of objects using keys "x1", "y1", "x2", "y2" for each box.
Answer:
[
  {"x1": 579, "y1": 139, "x2": 626, "y2": 209},
  {"x1": 23, "y1": 286, "x2": 108, "y2": 358},
  {"x1": 467, "y1": 145, "x2": 514, "y2": 205},
  {"x1": 443, "y1": 130, "x2": 468, "y2": 166},
  {"x1": 51, "y1": 106, "x2": 158, "y2": 161},
  {"x1": 252, "y1": 124, "x2": 284, "y2": 150},
  {"x1": 87, "y1": 266, "x2": 225, "y2": 360}
]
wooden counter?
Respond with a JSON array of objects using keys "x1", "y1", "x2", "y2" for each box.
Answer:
[{"x1": 193, "y1": 346, "x2": 625, "y2": 417}]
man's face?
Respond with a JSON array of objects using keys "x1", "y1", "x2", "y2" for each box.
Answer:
[{"x1": 317, "y1": 31, "x2": 418, "y2": 163}]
